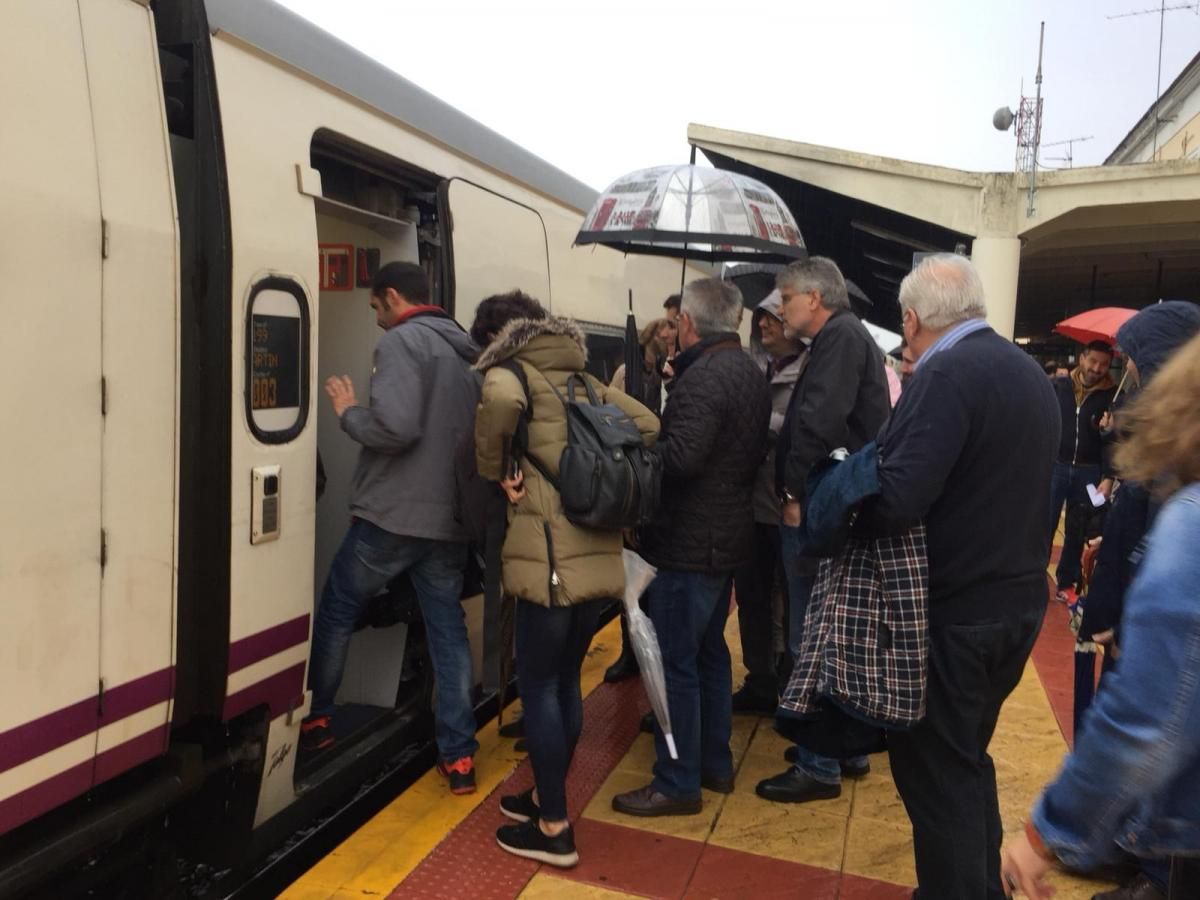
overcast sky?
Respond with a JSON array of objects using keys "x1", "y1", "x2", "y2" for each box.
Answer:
[{"x1": 276, "y1": 0, "x2": 1198, "y2": 190}]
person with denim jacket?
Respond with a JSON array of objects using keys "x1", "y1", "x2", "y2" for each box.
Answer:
[{"x1": 1002, "y1": 329, "x2": 1200, "y2": 900}]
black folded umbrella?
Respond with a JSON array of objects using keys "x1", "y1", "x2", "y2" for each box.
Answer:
[{"x1": 624, "y1": 289, "x2": 643, "y2": 403}]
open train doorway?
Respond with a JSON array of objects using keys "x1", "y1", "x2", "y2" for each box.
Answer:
[{"x1": 297, "y1": 134, "x2": 450, "y2": 782}]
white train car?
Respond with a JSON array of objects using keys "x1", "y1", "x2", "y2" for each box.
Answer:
[{"x1": 0, "y1": 0, "x2": 695, "y2": 891}]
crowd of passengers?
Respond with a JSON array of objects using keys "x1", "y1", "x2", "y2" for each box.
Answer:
[{"x1": 300, "y1": 256, "x2": 1200, "y2": 900}]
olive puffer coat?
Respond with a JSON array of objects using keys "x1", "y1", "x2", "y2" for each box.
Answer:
[{"x1": 474, "y1": 316, "x2": 660, "y2": 607}]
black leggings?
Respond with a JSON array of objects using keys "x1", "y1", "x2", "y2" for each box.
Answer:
[{"x1": 514, "y1": 598, "x2": 603, "y2": 822}]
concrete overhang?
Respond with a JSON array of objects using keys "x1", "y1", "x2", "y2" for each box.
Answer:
[{"x1": 687, "y1": 123, "x2": 1200, "y2": 341}]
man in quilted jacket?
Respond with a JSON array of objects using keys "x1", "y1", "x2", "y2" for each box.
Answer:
[{"x1": 612, "y1": 277, "x2": 770, "y2": 818}]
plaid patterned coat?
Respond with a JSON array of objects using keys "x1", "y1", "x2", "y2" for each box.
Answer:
[{"x1": 780, "y1": 525, "x2": 930, "y2": 728}]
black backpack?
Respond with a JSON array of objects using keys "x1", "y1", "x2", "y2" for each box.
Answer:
[{"x1": 507, "y1": 362, "x2": 660, "y2": 532}]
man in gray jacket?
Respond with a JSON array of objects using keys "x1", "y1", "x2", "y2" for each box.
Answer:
[
  {"x1": 732, "y1": 291, "x2": 807, "y2": 714},
  {"x1": 303, "y1": 262, "x2": 482, "y2": 795}
]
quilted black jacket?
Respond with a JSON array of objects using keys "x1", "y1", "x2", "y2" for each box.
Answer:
[{"x1": 640, "y1": 333, "x2": 771, "y2": 574}]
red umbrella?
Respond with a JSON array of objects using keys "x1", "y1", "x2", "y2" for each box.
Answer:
[{"x1": 1054, "y1": 307, "x2": 1138, "y2": 346}]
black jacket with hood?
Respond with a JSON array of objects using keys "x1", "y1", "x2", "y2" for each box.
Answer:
[{"x1": 1080, "y1": 301, "x2": 1200, "y2": 638}]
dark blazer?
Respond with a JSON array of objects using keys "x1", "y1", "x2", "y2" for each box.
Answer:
[{"x1": 641, "y1": 333, "x2": 770, "y2": 574}]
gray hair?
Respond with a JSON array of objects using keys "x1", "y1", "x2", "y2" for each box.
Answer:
[
  {"x1": 776, "y1": 257, "x2": 850, "y2": 311},
  {"x1": 681, "y1": 277, "x2": 743, "y2": 337},
  {"x1": 898, "y1": 254, "x2": 987, "y2": 330}
]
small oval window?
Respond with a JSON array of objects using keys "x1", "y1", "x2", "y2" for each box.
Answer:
[{"x1": 245, "y1": 277, "x2": 310, "y2": 443}]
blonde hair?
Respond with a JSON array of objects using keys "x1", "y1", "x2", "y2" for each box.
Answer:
[{"x1": 1114, "y1": 330, "x2": 1200, "y2": 497}]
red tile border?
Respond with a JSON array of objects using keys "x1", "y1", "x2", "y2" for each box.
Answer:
[
  {"x1": 564, "y1": 818, "x2": 705, "y2": 899},
  {"x1": 684, "y1": 844, "x2": 840, "y2": 899},
  {"x1": 1030, "y1": 578, "x2": 1079, "y2": 746},
  {"x1": 839, "y1": 872, "x2": 915, "y2": 899},
  {"x1": 392, "y1": 678, "x2": 650, "y2": 898}
]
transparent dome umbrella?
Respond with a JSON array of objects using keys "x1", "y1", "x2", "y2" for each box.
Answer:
[{"x1": 576, "y1": 165, "x2": 807, "y2": 265}]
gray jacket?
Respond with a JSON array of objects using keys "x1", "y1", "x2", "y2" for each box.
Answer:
[
  {"x1": 341, "y1": 311, "x2": 480, "y2": 541},
  {"x1": 751, "y1": 352, "x2": 807, "y2": 523},
  {"x1": 749, "y1": 291, "x2": 808, "y2": 524}
]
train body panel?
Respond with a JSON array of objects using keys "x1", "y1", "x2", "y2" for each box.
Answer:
[{"x1": 1, "y1": 0, "x2": 706, "y2": 878}]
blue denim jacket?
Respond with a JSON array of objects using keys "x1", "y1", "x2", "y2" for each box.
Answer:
[{"x1": 1033, "y1": 481, "x2": 1200, "y2": 869}]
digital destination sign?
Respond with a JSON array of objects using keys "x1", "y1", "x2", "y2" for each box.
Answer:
[{"x1": 250, "y1": 314, "x2": 301, "y2": 410}]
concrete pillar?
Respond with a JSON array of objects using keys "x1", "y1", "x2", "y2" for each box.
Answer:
[{"x1": 971, "y1": 235, "x2": 1022, "y2": 339}]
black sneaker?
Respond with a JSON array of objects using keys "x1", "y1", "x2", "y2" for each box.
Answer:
[
  {"x1": 499, "y1": 717, "x2": 525, "y2": 739},
  {"x1": 500, "y1": 788, "x2": 540, "y2": 823},
  {"x1": 436, "y1": 756, "x2": 477, "y2": 795},
  {"x1": 299, "y1": 715, "x2": 335, "y2": 753},
  {"x1": 496, "y1": 821, "x2": 578, "y2": 868}
]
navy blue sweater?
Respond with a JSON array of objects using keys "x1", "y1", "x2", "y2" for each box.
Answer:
[{"x1": 868, "y1": 329, "x2": 1060, "y2": 622}]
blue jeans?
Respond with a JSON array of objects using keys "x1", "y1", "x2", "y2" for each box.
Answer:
[
  {"x1": 308, "y1": 518, "x2": 478, "y2": 762},
  {"x1": 1048, "y1": 461, "x2": 1101, "y2": 591},
  {"x1": 514, "y1": 598, "x2": 603, "y2": 822},
  {"x1": 645, "y1": 569, "x2": 735, "y2": 800},
  {"x1": 780, "y1": 525, "x2": 869, "y2": 785}
]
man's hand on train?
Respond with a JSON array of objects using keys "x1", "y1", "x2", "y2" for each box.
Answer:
[{"x1": 325, "y1": 375, "x2": 357, "y2": 417}]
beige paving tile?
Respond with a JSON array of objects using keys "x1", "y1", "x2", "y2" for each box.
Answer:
[
  {"x1": 849, "y1": 770, "x2": 909, "y2": 828},
  {"x1": 842, "y1": 814, "x2": 917, "y2": 887},
  {"x1": 709, "y1": 790, "x2": 847, "y2": 870}
]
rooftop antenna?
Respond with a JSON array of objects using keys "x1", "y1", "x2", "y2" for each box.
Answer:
[
  {"x1": 991, "y1": 22, "x2": 1047, "y2": 215},
  {"x1": 1108, "y1": 1, "x2": 1200, "y2": 159},
  {"x1": 1044, "y1": 135, "x2": 1094, "y2": 168}
]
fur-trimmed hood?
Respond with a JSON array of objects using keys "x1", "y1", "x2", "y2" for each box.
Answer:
[{"x1": 474, "y1": 315, "x2": 589, "y2": 371}]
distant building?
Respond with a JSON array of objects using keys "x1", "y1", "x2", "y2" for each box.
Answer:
[{"x1": 1107, "y1": 52, "x2": 1200, "y2": 164}]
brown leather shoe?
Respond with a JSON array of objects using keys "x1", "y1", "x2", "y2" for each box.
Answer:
[{"x1": 611, "y1": 784, "x2": 702, "y2": 817}]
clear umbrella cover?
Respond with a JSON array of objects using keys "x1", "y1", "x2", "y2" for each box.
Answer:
[
  {"x1": 577, "y1": 165, "x2": 806, "y2": 264},
  {"x1": 621, "y1": 550, "x2": 677, "y2": 759}
]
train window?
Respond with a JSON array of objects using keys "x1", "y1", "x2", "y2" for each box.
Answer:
[
  {"x1": 580, "y1": 325, "x2": 625, "y2": 385},
  {"x1": 245, "y1": 277, "x2": 310, "y2": 443}
]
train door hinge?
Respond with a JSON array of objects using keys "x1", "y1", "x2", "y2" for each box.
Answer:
[
  {"x1": 101, "y1": 219, "x2": 110, "y2": 259},
  {"x1": 101, "y1": 376, "x2": 107, "y2": 416},
  {"x1": 100, "y1": 529, "x2": 108, "y2": 571}
]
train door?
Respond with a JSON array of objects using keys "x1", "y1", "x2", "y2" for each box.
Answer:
[
  {"x1": 81, "y1": 0, "x2": 180, "y2": 789},
  {"x1": 438, "y1": 178, "x2": 552, "y2": 683},
  {"x1": 0, "y1": 0, "x2": 104, "y2": 834},
  {"x1": 440, "y1": 178, "x2": 553, "y2": 324}
]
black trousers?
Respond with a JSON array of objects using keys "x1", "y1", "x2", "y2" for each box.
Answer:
[
  {"x1": 888, "y1": 592, "x2": 1046, "y2": 900},
  {"x1": 732, "y1": 523, "x2": 784, "y2": 699}
]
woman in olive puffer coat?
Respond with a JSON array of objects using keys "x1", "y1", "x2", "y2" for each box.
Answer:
[{"x1": 471, "y1": 294, "x2": 658, "y2": 868}]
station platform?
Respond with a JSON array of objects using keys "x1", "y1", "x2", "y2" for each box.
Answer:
[{"x1": 284, "y1": 540, "x2": 1115, "y2": 900}]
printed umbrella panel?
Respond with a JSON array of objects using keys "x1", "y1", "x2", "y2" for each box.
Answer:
[{"x1": 576, "y1": 165, "x2": 807, "y2": 263}]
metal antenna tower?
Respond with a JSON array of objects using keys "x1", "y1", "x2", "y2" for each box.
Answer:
[
  {"x1": 1015, "y1": 23, "x2": 1047, "y2": 216},
  {"x1": 1108, "y1": 1, "x2": 1200, "y2": 159}
]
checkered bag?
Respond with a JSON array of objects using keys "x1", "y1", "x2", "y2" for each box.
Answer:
[{"x1": 780, "y1": 525, "x2": 930, "y2": 728}]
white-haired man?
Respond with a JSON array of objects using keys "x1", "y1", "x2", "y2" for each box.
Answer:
[
  {"x1": 866, "y1": 254, "x2": 1059, "y2": 899},
  {"x1": 613, "y1": 277, "x2": 770, "y2": 817}
]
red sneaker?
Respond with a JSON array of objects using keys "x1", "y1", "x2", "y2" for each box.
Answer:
[
  {"x1": 437, "y1": 756, "x2": 477, "y2": 795},
  {"x1": 1056, "y1": 586, "x2": 1078, "y2": 605},
  {"x1": 300, "y1": 714, "x2": 335, "y2": 753}
]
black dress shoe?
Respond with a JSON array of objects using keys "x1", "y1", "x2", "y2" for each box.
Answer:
[
  {"x1": 604, "y1": 648, "x2": 640, "y2": 683},
  {"x1": 499, "y1": 717, "x2": 525, "y2": 739},
  {"x1": 781, "y1": 746, "x2": 871, "y2": 778},
  {"x1": 731, "y1": 686, "x2": 777, "y2": 715},
  {"x1": 513, "y1": 738, "x2": 528, "y2": 753},
  {"x1": 701, "y1": 773, "x2": 735, "y2": 794},
  {"x1": 755, "y1": 767, "x2": 841, "y2": 804},
  {"x1": 839, "y1": 758, "x2": 870, "y2": 778},
  {"x1": 1091, "y1": 874, "x2": 1167, "y2": 900},
  {"x1": 612, "y1": 784, "x2": 703, "y2": 817},
  {"x1": 639, "y1": 711, "x2": 655, "y2": 733}
]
